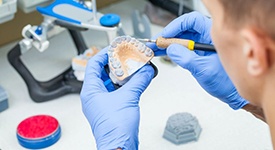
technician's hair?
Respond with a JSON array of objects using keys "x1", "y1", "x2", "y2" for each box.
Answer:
[{"x1": 219, "y1": 0, "x2": 275, "y2": 39}]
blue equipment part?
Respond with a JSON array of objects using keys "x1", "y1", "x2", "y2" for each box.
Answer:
[
  {"x1": 37, "y1": 0, "x2": 92, "y2": 25},
  {"x1": 0, "y1": 86, "x2": 8, "y2": 112},
  {"x1": 100, "y1": 14, "x2": 120, "y2": 27},
  {"x1": 34, "y1": 26, "x2": 43, "y2": 35},
  {"x1": 36, "y1": 0, "x2": 118, "y2": 32},
  {"x1": 17, "y1": 125, "x2": 61, "y2": 149}
]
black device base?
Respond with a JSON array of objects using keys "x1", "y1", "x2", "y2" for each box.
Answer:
[{"x1": 7, "y1": 29, "x2": 86, "y2": 102}]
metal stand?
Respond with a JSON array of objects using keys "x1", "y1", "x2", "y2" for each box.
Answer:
[
  {"x1": 7, "y1": 0, "x2": 154, "y2": 102},
  {"x1": 7, "y1": 29, "x2": 87, "y2": 102},
  {"x1": 132, "y1": 10, "x2": 151, "y2": 39}
]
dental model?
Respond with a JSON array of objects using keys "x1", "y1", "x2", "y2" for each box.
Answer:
[
  {"x1": 72, "y1": 46, "x2": 100, "y2": 81},
  {"x1": 163, "y1": 112, "x2": 202, "y2": 145},
  {"x1": 108, "y1": 36, "x2": 154, "y2": 85}
]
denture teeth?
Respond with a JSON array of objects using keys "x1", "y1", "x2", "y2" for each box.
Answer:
[
  {"x1": 115, "y1": 69, "x2": 124, "y2": 77},
  {"x1": 139, "y1": 45, "x2": 146, "y2": 53},
  {"x1": 111, "y1": 42, "x2": 117, "y2": 48},
  {"x1": 126, "y1": 36, "x2": 131, "y2": 42},
  {"x1": 145, "y1": 48, "x2": 153, "y2": 57},
  {"x1": 138, "y1": 43, "x2": 144, "y2": 51},
  {"x1": 109, "y1": 57, "x2": 117, "y2": 62},
  {"x1": 112, "y1": 61, "x2": 121, "y2": 69},
  {"x1": 130, "y1": 38, "x2": 136, "y2": 44},
  {"x1": 115, "y1": 37, "x2": 122, "y2": 44},
  {"x1": 121, "y1": 36, "x2": 126, "y2": 41},
  {"x1": 108, "y1": 47, "x2": 114, "y2": 52},
  {"x1": 108, "y1": 51, "x2": 114, "y2": 57}
]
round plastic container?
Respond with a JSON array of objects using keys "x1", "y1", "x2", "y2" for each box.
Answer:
[{"x1": 16, "y1": 115, "x2": 61, "y2": 149}]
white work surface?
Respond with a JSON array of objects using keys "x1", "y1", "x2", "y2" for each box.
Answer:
[{"x1": 0, "y1": 0, "x2": 272, "y2": 149}]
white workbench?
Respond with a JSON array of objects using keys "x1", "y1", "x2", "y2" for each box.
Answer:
[{"x1": 0, "y1": 0, "x2": 272, "y2": 149}]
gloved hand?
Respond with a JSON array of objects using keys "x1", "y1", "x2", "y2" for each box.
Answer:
[
  {"x1": 80, "y1": 47, "x2": 154, "y2": 150},
  {"x1": 148, "y1": 12, "x2": 248, "y2": 110}
]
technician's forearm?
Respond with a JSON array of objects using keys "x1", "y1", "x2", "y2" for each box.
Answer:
[{"x1": 242, "y1": 104, "x2": 266, "y2": 122}]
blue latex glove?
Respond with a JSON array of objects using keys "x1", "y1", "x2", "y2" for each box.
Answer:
[
  {"x1": 80, "y1": 47, "x2": 154, "y2": 150},
  {"x1": 148, "y1": 12, "x2": 248, "y2": 110}
]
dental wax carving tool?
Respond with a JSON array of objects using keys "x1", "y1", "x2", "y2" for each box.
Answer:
[{"x1": 139, "y1": 37, "x2": 216, "y2": 52}]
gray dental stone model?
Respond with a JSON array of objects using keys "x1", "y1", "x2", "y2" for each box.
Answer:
[
  {"x1": 0, "y1": 86, "x2": 8, "y2": 112},
  {"x1": 163, "y1": 112, "x2": 202, "y2": 145}
]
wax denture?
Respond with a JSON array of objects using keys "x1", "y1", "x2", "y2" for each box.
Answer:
[
  {"x1": 72, "y1": 47, "x2": 100, "y2": 81},
  {"x1": 108, "y1": 36, "x2": 154, "y2": 85}
]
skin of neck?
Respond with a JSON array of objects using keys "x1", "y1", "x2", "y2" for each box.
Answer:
[{"x1": 262, "y1": 70, "x2": 275, "y2": 148}]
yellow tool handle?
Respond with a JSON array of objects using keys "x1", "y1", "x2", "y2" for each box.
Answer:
[{"x1": 156, "y1": 37, "x2": 195, "y2": 50}]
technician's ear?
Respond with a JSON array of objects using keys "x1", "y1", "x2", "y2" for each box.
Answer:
[{"x1": 241, "y1": 28, "x2": 268, "y2": 76}]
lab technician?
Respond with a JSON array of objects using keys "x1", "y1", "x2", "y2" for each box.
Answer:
[{"x1": 81, "y1": 0, "x2": 275, "y2": 149}]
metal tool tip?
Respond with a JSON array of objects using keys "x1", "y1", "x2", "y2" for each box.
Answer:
[{"x1": 137, "y1": 39, "x2": 156, "y2": 43}]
